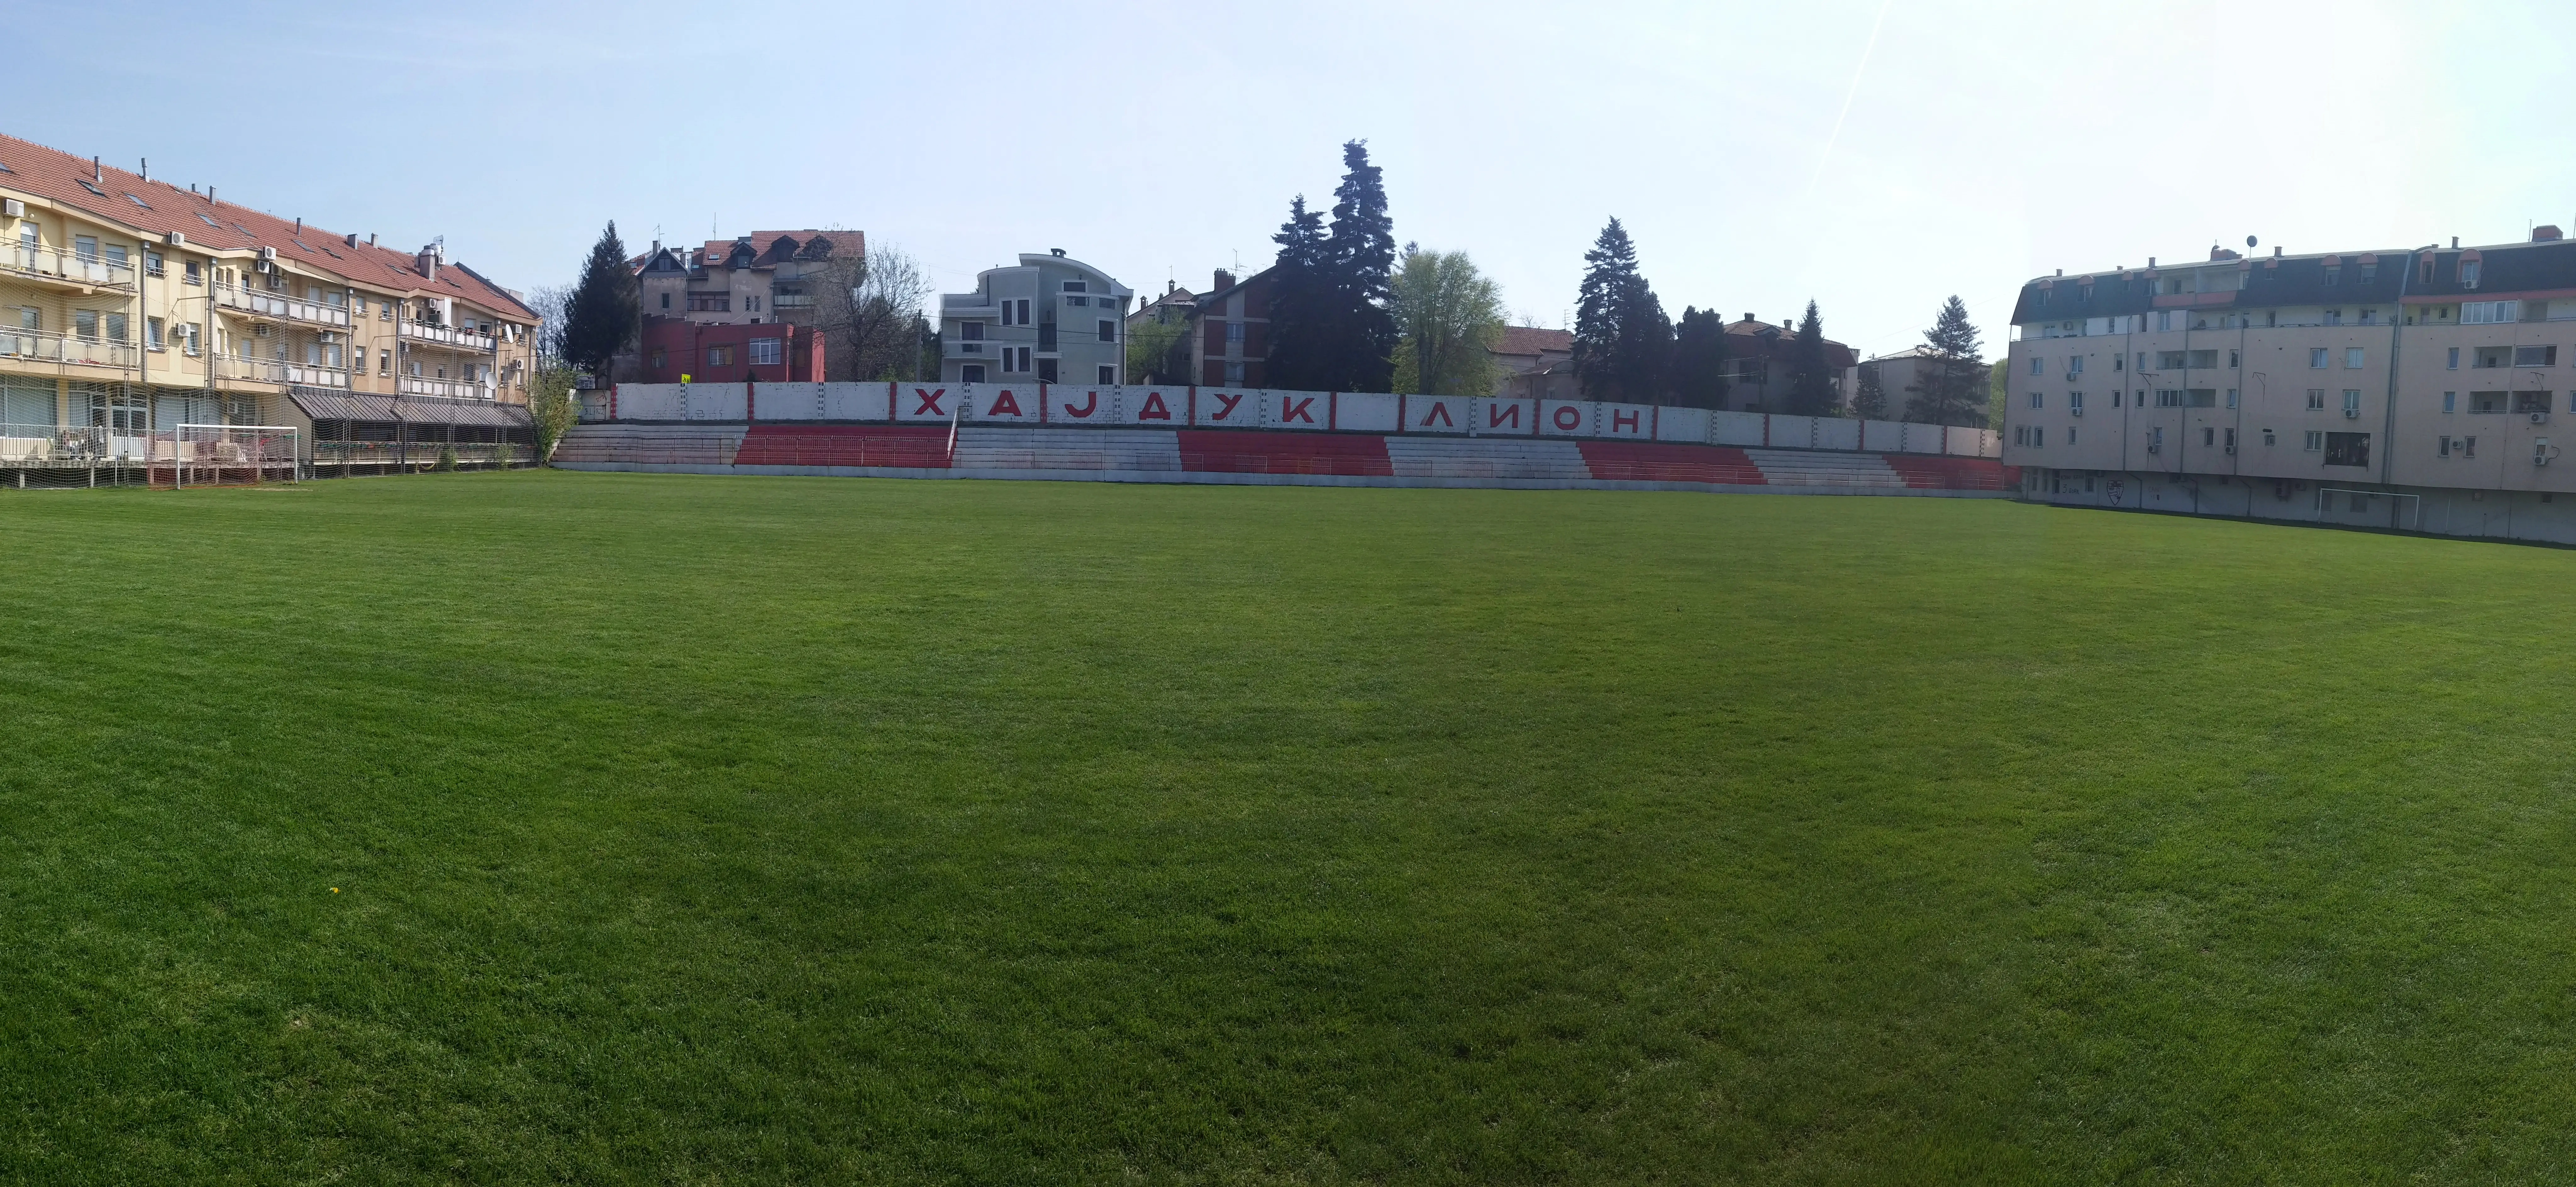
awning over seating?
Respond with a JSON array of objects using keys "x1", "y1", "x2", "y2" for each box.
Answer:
[{"x1": 289, "y1": 387, "x2": 530, "y2": 428}]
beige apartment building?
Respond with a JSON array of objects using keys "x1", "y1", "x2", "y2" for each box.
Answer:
[
  {"x1": 2003, "y1": 231, "x2": 2576, "y2": 542},
  {"x1": 0, "y1": 132, "x2": 538, "y2": 479}
]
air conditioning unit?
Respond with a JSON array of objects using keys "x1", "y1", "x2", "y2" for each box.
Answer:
[
  {"x1": 2538, "y1": 454, "x2": 2553, "y2": 467},
  {"x1": 252, "y1": 324, "x2": 271, "y2": 338},
  {"x1": 2071, "y1": 406, "x2": 2085, "y2": 417},
  {"x1": 1, "y1": 199, "x2": 20, "y2": 218},
  {"x1": 253, "y1": 258, "x2": 273, "y2": 273},
  {"x1": 2344, "y1": 408, "x2": 2360, "y2": 418},
  {"x1": 2146, "y1": 443, "x2": 2161, "y2": 454},
  {"x1": 257, "y1": 246, "x2": 277, "y2": 261},
  {"x1": 164, "y1": 231, "x2": 185, "y2": 246},
  {"x1": 2532, "y1": 411, "x2": 2550, "y2": 424},
  {"x1": 2224, "y1": 445, "x2": 2237, "y2": 455}
]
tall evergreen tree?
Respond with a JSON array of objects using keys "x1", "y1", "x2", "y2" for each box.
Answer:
[
  {"x1": 1668, "y1": 306, "x2": 1730, "y2": 409},
  {"x1": 1850, "y1": 362, "x2": 1890, "y2": 419},
  {"x1": 1902, "y1": 295, "x2": 1987, "y2": 426},
  {"x1": 1783, "y1": 300, "x2": 1839, "y2": 416},
  {"x1": 561, "y1": 222, "x2": 637, "y2": 378},
  {"x1": 1320, "y1": 140, "x2": 1398, "y2": 390},
  {"x1": 1570, "y1": 218, "x2": 1672, "y2": 402},
  {"x1": 1263, "y1": 195, "x2": 1332, "y2": 390}
]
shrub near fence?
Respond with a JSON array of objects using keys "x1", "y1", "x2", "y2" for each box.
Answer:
[{"x1": 595, "y1": 382, "x2": 2001, "y2": 458}]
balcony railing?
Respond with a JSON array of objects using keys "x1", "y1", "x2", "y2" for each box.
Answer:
[
  {"x1": 214, "y1": 284, "x2": 353, "y2": 328},
  {"x1": 315, "y1": 441, "x2": 522, "y2": 467},
  {"x1": 218, "y1": 357, "x2": 353, "y2": 388},
  {"x1": 400, "y1": 377, "x2": 495, "y2": 400},
  {"x1": 0, "y1": 328, "x2": 139, "y2": 369},
  {"x1": 0, "y1": 245, "x2": 136, "y2": 290},
  {"x1": 397, "y1": 320, "x2": 496, "y2": 352}
]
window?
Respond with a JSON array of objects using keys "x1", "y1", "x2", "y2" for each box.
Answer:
[
  {"x1": 2345, "y1": 347, "x2": 2365, "y2": 368},
  {"x1": 962, "y1": 364, "x2": 985, "y2": 383},
  {"x1": 2360, "y1": 309, "x2": 2377, "y2": 325},
  {"x1": 2186, "y1": 350, "x2": 2218, "y2": 368},
  {"x1": 182, "y1": 260, "x2": 201, "y2": 285},
  {"x1": 2028, "y1": 356, "x2": 2043, "y2": 376},
  {"x1": 1065, "y1": 295, "x2": 1087, "y2": 307},
  {"x1": 2324, "y1": 431, "x2": 2371, "y2": 467},
  {"x1": 74, "y1": 235, "x2": 97, "y2": 261},
  {"x1": 379, "y1": 348, "x2": 391, "y2": 373},
  {"x1": 2514, "y1": 390, "x2": 2551, "y2": 413},
  {"x1": 2464, "y1": 435, "x2": 2478, "y2": 457},
  {"x1": 745, "y1": 296, "x2": 761, "y2": 312},
  {"x1": 2228, "y1": 350, "x2": 2240, "y2": 368},
  {"x1": 2309, "y1": 348, "x2": 2328, "y2": 368},
  {"x1": 1225, "y1": 321, "x2": 1245, "y2": 343},
  {"x1": 2226, "y1": 388, "x2": 2239, "y2": 408},
  {"x1": 2440, "y1": 436, "x2": 2454, "y2": 457},
  {"x1": 15, "y1": 307, "x2": 34, "y2": 331},
  {"x1": 2305, "y1": 429, "x2": 2324, "y2": 451},
  {"x1": 2159, "y1": 351, "x2": 2188, "y2": 369},
  {"x1": 1037, "y1": 357, "x2": 1058, "y2": 383},
  {"x1": 961, "y1": 321, "x2": 984, "y2": 341},
  {"x1": 649, "y1": 351, "x2": 666, "y2": 370},
  {"x1": 686, "y1": 293, "x2": 729, "y2": 312},
  {"x1": 147, "y1": 317, "x2": 163, "y2": 349},
  {"x1": 2460, "y1": 258, "x2": 2482, "y2": 287},
  {"x1": 2067, "y1": 355, "x2": 2084, "y2": 375},
  {"x1": 2323, "y1": 264, "x2": 2341, "y2": 286},
  {"x1": 2067, "y1": 426, "x2": 2077, "y2": 445},
  {"x1": 1224, "y1": 361, "x2": 1246, "y2": 384},
  {"x1": 89, "y1": 388, "x2": 144, "y2": 434},
  {"x1": 2306, "y1": 388, "x2": 2326, "y2": 410},
  {"x1": 2444, "y1": 392, "x2": 2457, "y2": 412},
  {"x1": 2462, "y1": 299, "x2": 2517, "y2": 324},
  {"x1": 749, "y1": 337, "x2": 781, "y2": 366},
  {"x1": 1098, "y1": 365, "x2": 1116, "y2": 384},
  {"x1": 2113, "y1": 354, "x2": 2124, "y2": 372},
  {"x1": 1097, "y1": 318, "x2": 1115, "y2": 343},
  {"x1": 2224, "y1": 428, "x2": 2237, "y2": 451},
  {"x1": 2326, "y1": 309, "x2": 2343, "y2": 325},
  {"x1": 183, "y1": 323, "x2": 200, "y2": 355},
  {"x1": 2474, "y1": 346, "x2": 2511, "y2": 369},
  {"x1": 2263, "y1": 428, "x2": 2277, "y2": 447},
  {"x1": 1008, "y1": 346, "x2": 1031, "y2": 372},
  {"x1": 1062, "y1": 281, "x2": 1088, "y2": 293},
  {"x1": 2029, "y1": 391, "x2": 2043, "y2": 409},
  {"x1": 2471, "y1": 391, "x2": 2508, "y2": 413},
  {"x1": 74, "y1": 309, "x2": 98, "y2": 339},
  {"x1": 16, "y1": 221, "x2": 32, "y2": 249},
  {"x1": 144, "y1": 251, "x2": 164, "y2": 277},
  {"x1": 1002, "y1": 298, "x2": 1031, "y2": 325},
  {"x1": 705, "y1": 345, "x2": 734, "y2": 367},
  {"x1": 2069, "y1": 391, "x2": 2085, "y2": 411},
  {"x1": 2156, "y1": 389, "x2": 2183, "y2": 407},
  {"x1": 2157, "y1": 310, "x2": 2174, "y2": 331},
  {"x1": 2516, "y1": 345, "x2": 2559, "y2": 367},
  {"x1": 660, "y1": 292, "x2": 670, "y2": 309},
  {"x1": 2202, "y1": 427, "x2": 2215, "y2": 446},
  {"x1": 2448, "y1": 346, "x2": 2460, "y2": 369},
  {"x1": 2342, "y1": 390, "x2": 2361, "y2": 414},
  {"x1": 2187, "y1": 389, "x2": 2217, "y2": 407}
]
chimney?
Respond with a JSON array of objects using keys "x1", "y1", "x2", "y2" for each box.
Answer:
[
  {"x1": 1050, "y1": 247, "x2": 1066, "y2": 257},
  {"x1": 1214, "y1": 268, "x2": 1233, "y2": 290},
  {"x1": 2273, "y1": 246, "x2": 2282, "y2": 257},
  {"x1": 92, "y1": 156, "x2": 100, "y2": 183},
  {"x1": 294, "y1": 218, "x2": 302, "y2": 235},
  {"x1": 1744, "y1": 312, "x2": 1756, "y2": 323},
  {"x1": 2148, "y1": 256, "x2": 2156, "y2": 267},
  {"x1": 2452, "y1": 236, "x2": 2460, "y2": 249},
  {"x1": 368, "y1": 233, "x2": 376, "y2": 246},
  {"x1": 344, "y1": 232, "x2": 358, "y2": 247},
  {"x1": 2536, "y1": 225, "x2": 2564, "y2": 242},
  {"x1": 416, "y1": 244, "x2": 439, "y2": 282}
]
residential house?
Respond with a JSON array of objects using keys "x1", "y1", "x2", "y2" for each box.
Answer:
[
  {"x1": 936, "y1": 251, "x2": 1133, "y2": 386},
  {"x1": 633, "y1": 229, "x2": 864, "y2": 378}
]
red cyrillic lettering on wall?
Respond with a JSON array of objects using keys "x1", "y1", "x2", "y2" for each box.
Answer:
[
  {"x1": 1612, "y1": 409, "x2": 1639, "y2": 432},
  {"x1": 1489, "y1": 402, "x2": 1520, "y2": 429},
  {"x1": 1422, "y1": 401, "x2": 1454, "y2": 428},
  {"x1": 913, "y1": 388, "x2": 947, "y2": 415},
  {"x1": 988, "y1": 389, "x2": 1024, "y2": 417},
  {"x1": 1280, "y1": 396, "x2": 1315, "y2": 423},
  {"x1": 1138, "y1": 392, "x2": 1172, "y2": 420},
  {"x1": 1211, "y1": 393, "x2": 1245, "y2": 420},
  {"x1": 1060, "y1": 391, "x2": 1098, "y2": 418},
  {"x1": 1552, "y1": 405, "x2": 1582, "y2": 430}
]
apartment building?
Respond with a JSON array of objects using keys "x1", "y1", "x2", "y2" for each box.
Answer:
[
  {"x1": 2002, "y1": 231, "x2": 2576, "y2": 542},
  {"x1": 937, "y1": 251, "x2": 1132, "y2": 386},
  {"x1": 0, "y1": 132, "x2": 539, "y2": 476},
  {"x1": 1190, "y1": 267, "x2": 1273, "y2": 387},
  {"x1": 632, "y1": 230, "x2": 863, "y2": 378}
]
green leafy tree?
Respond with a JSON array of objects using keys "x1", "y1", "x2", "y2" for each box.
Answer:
[
  {"x1": 561, "y1": 222, "x2": 637, "y2": 378},
  {"x1": 527, "y1": 364, "x2": 581, "y2": 463},
  {"x1": 1668, "y1": 307, "x2": 1730, "y2": 409},
  {"x1": 1851, "y1": 362, "x2": 1890, "y2": 419},
  {"x1": 1783, "y1": 300, "x2": 1839, "y2": 416},
  {"x1": 1570, "y1": 217, "x2": 1672, "y2": 402},
  {"x1": 1902, "y1": 295, "x2": 1987, "y2": 427},
  {"x1": 1988, "y1": 358, "x2": 2011, "y2": 429},
  {"x1": 1126, "y1": 315, "x2": 1193, "y2": 385},
  {"x1": 1389, "y1": 246, "x2": 1504, "y2": 396}
]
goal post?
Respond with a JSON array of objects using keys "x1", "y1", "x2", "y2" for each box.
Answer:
[
  {"x1": 169, "y1": 424, "x2": 301, "y2": 489},
  {"x1": 2314, "y1": 486, "x2": 2420, "y2": 530}
]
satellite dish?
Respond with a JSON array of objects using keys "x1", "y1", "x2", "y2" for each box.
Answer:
[{"x1": 2247, "y1": 235, "x2": 2258, "y2": 249}]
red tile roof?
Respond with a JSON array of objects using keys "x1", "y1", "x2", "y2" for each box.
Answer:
[
  {"x1": 0, "y1": 131, "x2": 534, "y2": 319},
  {"x1": 1493, "y1": 326, "x2": 1573, "y2": 357}
]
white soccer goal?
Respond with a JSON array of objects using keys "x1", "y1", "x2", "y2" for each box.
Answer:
[
  {"x1": 168, "y1": 424, "x2": 301, "y2": 488},
  {"x1": 2314, "y1": 486, "x2": 2420, "y2": 530}
]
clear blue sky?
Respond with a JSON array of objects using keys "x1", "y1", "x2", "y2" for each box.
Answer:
[{"x1": 19, "y1": 0, "x2": 2573, "y2": 360}]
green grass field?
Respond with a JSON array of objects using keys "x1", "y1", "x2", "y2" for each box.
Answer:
[{"x1": 5, "y1": 471, "x2": 2576, "y2": 1183}]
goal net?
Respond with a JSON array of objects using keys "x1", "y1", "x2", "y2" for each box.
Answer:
[{"x1": 164, "y1": 424, "x2": 301, "y2": 488}]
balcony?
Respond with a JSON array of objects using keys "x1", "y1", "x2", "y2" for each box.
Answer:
[
  {"x1": 0, "y1": 328, "x2": 139, "y2": 370},
  {"x1": 217, "y1": 357, "x2": 352, "y2": 389},
  {"x1": 400, "y1": 376, "x2": 494, "y2": 400},
  {"x1": 214, "y1": 284, "x2": 353, "y2": 328},
  {"x1": 397, "y1": 319, "x2": 496, "y2": 352},
  {"x1": 0, "y1": 245, "x2": 136, "y2": 292},
  {"x1": 315, "y1": 441, "x2": 523, "y2": 468}
]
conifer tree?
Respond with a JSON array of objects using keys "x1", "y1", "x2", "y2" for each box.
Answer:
[
  {"x1": 561, "y1": 222, "x2": 637, "y2": 378},
  {"x1": 1320, "y1": 140, "x2": 1397, "y2": 391},
  {"x1": 1902, "y1": 295, "x2": 1987, "y2": 426},
  {"x1": 1570, "y1": 218, "x2": 1672, "y2": 402},
  {"x1": 1668, "y1": 306, "x2": 1730, "y2": 409},
  {"x1": 1784, "y1": 300, "x2": 1839, "y2": 416},
  {"x1": 1263, "y1": 195, "x2": 1332, "y2": 390},
  {"x1": 1850, "y1": 362, "x2": 1890, "y2": 419}
]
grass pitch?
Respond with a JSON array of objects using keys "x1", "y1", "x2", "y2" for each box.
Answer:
[{"x1": 4, "y1": 471, "x2": 2575, "y2": 1183}]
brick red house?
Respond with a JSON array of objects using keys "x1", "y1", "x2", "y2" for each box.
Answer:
[
  {"x1": 639, "y1": 320, "x2": 823, "y2": 384},
  {"x1": 1191, "y1": 267, "x2": 1274, "y2": 386}
]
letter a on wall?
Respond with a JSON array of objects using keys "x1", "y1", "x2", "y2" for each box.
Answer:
[
  {"x1": 1138, "y1": 391, "x2": 1172, "y2": 421},
  {"x1": 987, "y1": 389, "x2": 1024, "y2": 418}
]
